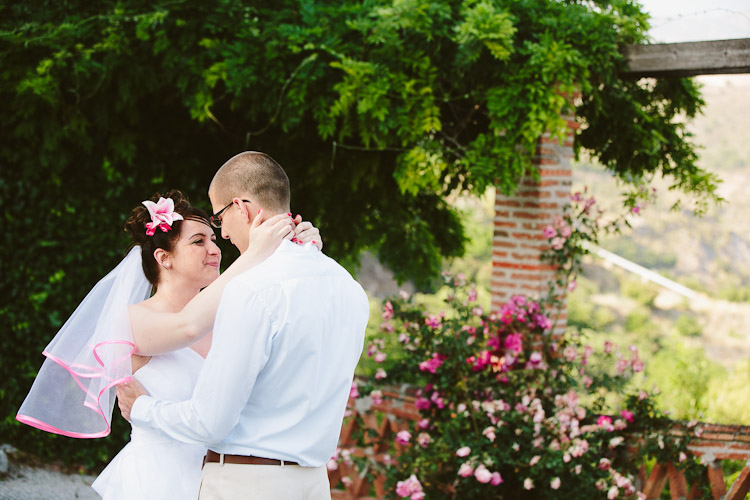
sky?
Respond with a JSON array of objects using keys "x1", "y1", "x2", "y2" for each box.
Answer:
[
  {"x1": 637, "y1": 0, "x2": 750, "y2": 86},
  {"x1": 637, "y1": 0, "x2": 750, "y2": 42}
]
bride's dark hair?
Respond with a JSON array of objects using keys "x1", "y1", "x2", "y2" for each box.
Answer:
[{"x1": 124, "y1": 189, "x2": 210, "y2": 287}]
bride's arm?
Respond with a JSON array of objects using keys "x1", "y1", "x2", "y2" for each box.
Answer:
[{"x1": 129, "y1": 212, "x2": 295, "y2": 355}]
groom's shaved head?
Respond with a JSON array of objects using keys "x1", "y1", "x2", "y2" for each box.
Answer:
[{"x1": 209, "y1": 152, "x2": 290, "y2": 213}]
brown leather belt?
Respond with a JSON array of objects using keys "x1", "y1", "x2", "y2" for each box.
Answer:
[{"x1": 203, "y1": 450, "x2": 298, "y2": 467}]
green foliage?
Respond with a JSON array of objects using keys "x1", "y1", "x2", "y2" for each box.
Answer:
[
  {"x1": 621, "y1": 279, "x2": 659, "y2": 307},
  {"x1": 0, "y1": 0, "x2": 715, "y2": 468},
  {"x1": 674, "y1": 314, "x2": 702, "y2": 338},
  {"x1": 647, "y1": 343, "x2": 725, "y2": 421},
  {"x1": 705, "y1": 360, "x2": 750, "y2": 425}
]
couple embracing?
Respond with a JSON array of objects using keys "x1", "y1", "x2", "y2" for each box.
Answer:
[{"x1": 17, "y1": 152, "x2": 370, "y2": 499}]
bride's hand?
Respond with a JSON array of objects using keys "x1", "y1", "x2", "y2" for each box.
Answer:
[
  {"x1": 244, "y1": 211, "x2": 294, "y2": 261},
  {"x1": 291, "y1": 215, "x2": 323, "y2": 251}
]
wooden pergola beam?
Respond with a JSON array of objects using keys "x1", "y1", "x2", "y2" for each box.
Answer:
[{"x1": 622, "y1": 38, "x2": 750, "y2": 78}]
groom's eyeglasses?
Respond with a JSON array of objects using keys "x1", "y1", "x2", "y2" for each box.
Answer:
[{"x1": 210, "y1": 199, "x2": 251, "y2": 229}]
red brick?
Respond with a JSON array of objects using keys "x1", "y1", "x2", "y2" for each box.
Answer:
[
  {"x1": 492, "y1": 240, "x2": 518, "y2": 248},
  {"x1": 535, "y1": 147, "x2": 557, "y2": 156},
  {"x1": 491, "y1": 281, "x2": 520, "y2": 289},
  {"x1": 523, "y1": 179, "x2": 560, "y2": 187},
  {"x1": 494, "y1": 210, "x2": 510, "y2": 217},
  {"x1": 512, "y1": 211, "x2": 549, "y2": 220},
  {"x1": 493, "y1": 220, "x2": 517, "y2": 228},
  {"x1": 539, "y1": 169, "x2": 571, "y2": 177},
  {"x1": 518, "y1": 190, "x2": 552, "y2": 199},
  {"x1": 494, "y1": 200, "x2": 521, "y2": 207},
  {"x1": 510, "y1": 272, "x2": 545, "y2": 281},
  {"x1": 511, "y1": 232, "x2": 545, "y2": 240},
  {"x1": 534, "y1": 157, "x2": 560, "y2": 165}
]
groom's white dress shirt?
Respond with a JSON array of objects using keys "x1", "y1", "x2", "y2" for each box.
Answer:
[{"x1": 130, "y1": 240, "x2": 369, "y2": 467}]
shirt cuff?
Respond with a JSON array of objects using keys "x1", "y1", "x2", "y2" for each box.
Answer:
[{"x1": 130, "y1": 395, "x2": 156, "y2": 426}]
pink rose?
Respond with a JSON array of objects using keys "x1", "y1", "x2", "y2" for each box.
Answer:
[
  {"x1": 415, "y1": 397, "x2": 431, "y2": 410},
  {"x1": 551, "y1": 477, "x2": 561, "y2": 489},
  {"x1": 458, "y1": 463, "x2": 474, "y2": 477},
  {"x1": 632, "y1": 357, "x2": 645, "y2": 373},
  {"x1": 375, "y1": 368, "x2": 387, "y2": 380},
  {"x1": 382, "y1": 301, "x2": 394, "y2": 320},
  {"x1": 620, "y1": 410, "x2": 634, "y2": 423},
  {"x1": 504, "y1": 333, "x2": 523, "y2": 354},
  {"x1": 474, "y1": 465, "x2": 492, "y2": 483},
  {"x1": 604, "y1": 340, "x2": 613, "y2": 354},
  {"x1": 543, "y1": 225, "x2": 557, "y2": 238},
  {"x1": 597, "y1": 415, "x2": 614, "y2": 431},
  {"x1": 425, "y1": 315, "x2": 441, "y2": 328},
  {"x1": 529, "y1": 455, "x2": 541, "y2": 466},
  {"x1": 349, "y1": 382, "x2": 359, "y2": 399},
  {"x1": 374, "y1": 352, "x2": 387, "y2": 363},
  {"x1": 490, "y1": 472, "x2": 503, "y2": 485},
  {"x1": 524, "y1": 478, "x2": 534, "y2": 490},
  {"x1": 396, "y1": 430, "x2": 411, "y2": 446},
  {"x1": 417, "y1": 432, "x2": 431, "y2": 448},
  {"x1": 456, "y1": 446, "x2": 471, "y2": 457},
  {"x1": 370, "y1": 390, "x2": 383, "y2": 405}
]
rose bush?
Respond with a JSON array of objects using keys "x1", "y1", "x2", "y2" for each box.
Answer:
[{"x1": 335, "y1": 189, "x2": 706, "y2": 499}]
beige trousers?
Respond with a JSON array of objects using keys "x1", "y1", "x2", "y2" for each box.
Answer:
[{"x1": 198, "y1": 462, "x2": 332, "y2": 500}]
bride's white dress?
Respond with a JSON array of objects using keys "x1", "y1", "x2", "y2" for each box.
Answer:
[{"x1": 92, "y1": 347, "x2": 206, "y2": 499}]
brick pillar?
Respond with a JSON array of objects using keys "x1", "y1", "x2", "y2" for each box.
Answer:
[{"x1": 490, "y1": 122, "x2": 575, "y2": 337}]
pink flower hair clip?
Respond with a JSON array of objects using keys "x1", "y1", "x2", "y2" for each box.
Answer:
[{"x1": 142, "y1": 197, "x2": 184, "y2": 236}]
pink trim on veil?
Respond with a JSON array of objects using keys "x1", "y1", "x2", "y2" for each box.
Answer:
[{"x1": 16, "y1": 340, "x2": 135, "y2": 439}]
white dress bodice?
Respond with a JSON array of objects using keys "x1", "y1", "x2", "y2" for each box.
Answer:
[{"x1": 92, "y1": 348, "x2": 206, "y2": 499}]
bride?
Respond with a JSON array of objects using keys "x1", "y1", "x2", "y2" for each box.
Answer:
[{"x1": 16, "y1": 190, "x2": 322, "y2": 499}]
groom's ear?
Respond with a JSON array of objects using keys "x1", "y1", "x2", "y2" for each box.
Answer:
[{"x1": 234, "y1": 197, "x2": 253, "y2": 224}]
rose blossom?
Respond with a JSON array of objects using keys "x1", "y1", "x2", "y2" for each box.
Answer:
[
  {"x1": 425, "y1": 314, "x2": 441, "y2": 328},
  {"x1": 491, "y1": 472, "x2": 503, "y2": 485},
  {"x1": 529, "y1": 455, "x2": 541, "y2": 466},
  {"x1": 504, "y1": 333, "x2": 523, "y2": 354},
  {"x1": 396, "y1": 430, "x2": 411, "y2": 445},
  {"x1": 370, "y1": 390, "x2": 383, "y2": 405},
  {"x1": 375, "y1": 368, "x2": 387, "y2": 380},
  {"x1": 458, "y1": 463, "x2": 474, "y2": 477},
  {"x1": 543, "y1": 225, "x2": 557, "y2": 238},
  {"x1": 395, "y1": 475, "x2": 423, "y2": 499},
  {"x1": 620, "y1": 410, "x2": 634, "y2": 422},
  {"x1": 456, "y1": 446, "x2": 471, "y2": 457},
  {"x1": 482, "y1": 426, "x2": 496, "y2": 442},
  {"x1": 474, "y1": 465, "x2": 492, "y2": 483},
  {"x1": 524, "y1": 478, "x2": 534, "y2": 490},
  {"x1": 551, "y1": 477, "x2": 561, "y2": 489},
  {"x1": 417, "y1": 432, "x2": 431, "y2": 448},
  {"x1": 374, "y1": 352, "x2": 387, "y2": 363},
  {"x1": 349, "y1": 382, "x2": 359, "y2": 399}
]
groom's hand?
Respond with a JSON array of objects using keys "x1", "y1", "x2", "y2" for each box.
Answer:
[{"x1": 116, "y1": 378, "x2": 149, "y2": 422}]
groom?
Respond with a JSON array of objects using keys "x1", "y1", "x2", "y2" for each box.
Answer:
[{"x1": 117, "y1": 152, "x2": 370, "y2": 499}]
